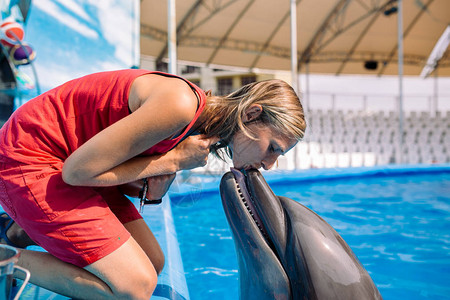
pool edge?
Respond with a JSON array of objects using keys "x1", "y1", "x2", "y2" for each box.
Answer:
[{"x1": 169, "y1": 163, "x2": 450, "y2": 200}]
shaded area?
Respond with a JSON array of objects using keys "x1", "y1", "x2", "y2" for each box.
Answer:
[{"x1": 0, "y1": 47, "x2": 16, "y2": 126}]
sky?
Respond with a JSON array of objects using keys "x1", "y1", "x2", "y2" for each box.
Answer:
[{"x1": 20, "y1": 0, "x2": 138, "y2": 93}]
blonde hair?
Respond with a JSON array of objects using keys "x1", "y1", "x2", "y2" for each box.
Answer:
[{"x1": 201, "y1": 79, "x2": 306, "y2": 159}]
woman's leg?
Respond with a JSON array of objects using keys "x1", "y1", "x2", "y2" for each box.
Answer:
[
  {"x1": 0, "y1": 165, "x2": 159, "y2": 299},
  {"x1": 16, "y1": 236, "x2": 157, "y2": 300},
  {"x1": 0, "y1": 213, "x2": 36, "y2": 248},
  {"x1": 0, "y1": 214, "x2": 164, "y2": 299},
  {"x1": 99, "y1": 186, "x2": 166, "y2": 274},
  {"x1": 123, "y1": 218, "x2": 165, "y2": 274},
  {"x1": 1, "y1": 213, "x2": 166, "y2": 276}
]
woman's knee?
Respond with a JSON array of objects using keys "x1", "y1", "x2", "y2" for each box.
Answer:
[
  {"x1": 153, "y1": 250, "x2": 165, "y2": 275},
  {"x1": 123, "y1": 219, "x2": 166, "y2": 274},
  {"x1": 85, "y1": 238, "x2": 159, "y2": 299},
  {"x1": 113, "y1": 265, "x2": 157, "y2": 300}
]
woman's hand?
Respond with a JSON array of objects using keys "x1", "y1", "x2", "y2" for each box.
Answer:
[
  {"x1": 145, "y1": 173, "x2": 176, "y2": 200},
  {"x1": 119, "y1": 173, "x2": 176, "y2": 200},
  {"x1": 172, "y1": 135, "x2": 220, "y2": 170},
  {"x1": 118, "y1": 180, "x2": 143, "y2": 198}
]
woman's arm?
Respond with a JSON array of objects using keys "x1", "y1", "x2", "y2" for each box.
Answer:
[
  {"x1": 118, "y1": 173, "x2": 176, "y2": 200},
  {"x1": 62, "y1": 75, "x2": 214, "y2": 187}
]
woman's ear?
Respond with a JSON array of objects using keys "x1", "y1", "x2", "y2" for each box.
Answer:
[{"x1": 243, "y1": 104, "x2": 262, "y2": 122}]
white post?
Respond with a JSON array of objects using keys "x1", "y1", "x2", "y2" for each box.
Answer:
[
  {"x1": 428, "y1": 96, "x2": 432, "y2": 115},
  {"x1": 306, "y1": 63, "x2": 310, "y2": 112},
  {"x1": 290, "y1": 0, "x2": 299, "y2": 169},
  {"x1": 290, "y1": 0, "x2": 298, "y2": 94},
  {"x1": 132, "y1": 0, "x2": 140, "y2": 68},
  {"x1": 433, "y1": 69, "x2": 438, "y2": 117},
  {"x1": 397, "y1": 0, "x2": 404, "y2": 165},
  {"x1": 168, "y1": 0, "x2": 177, "y2": 75},
  {"x1": 331, "y1": 94, "x2": 336, "y2": 113}
]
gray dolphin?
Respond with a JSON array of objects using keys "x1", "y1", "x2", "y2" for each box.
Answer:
[{"x1": 219, "y1": 168, "x2": 382, "y2": 300}]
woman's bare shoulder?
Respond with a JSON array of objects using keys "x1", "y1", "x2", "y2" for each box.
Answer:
[{"x1": 129, "y1": 74, "x2": 198, "y2": 123}]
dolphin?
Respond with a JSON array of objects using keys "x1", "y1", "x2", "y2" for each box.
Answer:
[{"x1": 219, "y1": 168, "x2": 382, "y2": 300}]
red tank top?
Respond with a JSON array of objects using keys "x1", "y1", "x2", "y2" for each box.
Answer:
[{"x1": 0, "y1": 69, "x2": 206, "y2": 165}]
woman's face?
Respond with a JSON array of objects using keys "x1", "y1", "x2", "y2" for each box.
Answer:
[{"x1": 229, "y1": 122, "x2": 297, "y2": 171}]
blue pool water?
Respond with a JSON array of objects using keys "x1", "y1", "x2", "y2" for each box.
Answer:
[{"x1": 171, "y1": 169, "x2": 450, "y2": 300}]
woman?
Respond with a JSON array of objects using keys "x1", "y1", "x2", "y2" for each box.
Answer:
[{"x1": 0, "y1": 69, "x2": 306, "y2": 299}]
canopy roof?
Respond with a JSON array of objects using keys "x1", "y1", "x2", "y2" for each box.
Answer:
[{"x1": 140, "y1": 0, "x2": 450, "y2": 76}]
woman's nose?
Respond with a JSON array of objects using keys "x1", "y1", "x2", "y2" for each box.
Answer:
[{"x1": 262, "y1": 155, "x2": 279, "y2": 170}]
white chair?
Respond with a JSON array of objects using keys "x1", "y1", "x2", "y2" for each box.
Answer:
[
  {"x1": 331, "y1": 131, "x2": 344, "y2": 144},
  {"x1": 318, "y1": 134, "x2": 331, "y2": 144},
  {"x1": 346, "y1": 143, "x2": 358, "y2": 153},
  {"x1": 359, "y1": 143, "x2": 370, "y2": 153},
  {"x1": 322, "y1": 143, "x2": 333, "y2": 153},
  {"x1": 364, "y1": 152, "x2": 376, "y2": 167},
  {"x1": 382, "y1": 143, "x2": 394, "y2": 155},
  {"x1": 275, "y1": 147, "x2": 296, "y2": 170},
  {"x1": 333, "y1": 142, "x2": 345, "y2": 153},
  {"x1": 295, "y1": 142, "x2": 309, "y2": 155},
  {"x1": 337, "y1": 153, "x2": 351, "y2": 168},
  {"x1": 370, "y1": 143, "x2": 382, "y2": 154},
  {"x1": 350, "y1": 152, "x2": 364, "y2": 167},
  {"x1": 430, "y1": 131, "x2": 443, "y2": 145},
  {"x1": 311, "y1": 153, "x2": 325, "y2": 168},
  {"x1": 324, "y1": 153, "x2": 338, "y2": 168},
  {"x1": 432, "y1": 144, "x2": 446, "y2": 158},
  {"x1": 404, "y1": 131, "x2": 415, "y2": 144},
  {"x1": 405, "y1": 144, "x2": 419, "y2": 156},
  {"x1": 388, "y1": 111, "x2": 397, "y2": 120},
  {"x1": 420, "y1": 111, "x2": 430, "y2": 121},
  {"x1": 407, "y1": 152, "x2": 420, "y2": 164},
  {"x1": 275, "y1": 156, "x2": 289, "y2": 170},
  {"x1": 377, "y1": 152, "x2": 391, "y2": 165},
  {"x1": 298, "y1": 154, "x2": 312, "y2": 170},
  {"x1": 420, "y1": 152, "x2": 434, "y2": 164},
  {"x1": 309, "y1": 142, "x2": 321, "y2": 155}
]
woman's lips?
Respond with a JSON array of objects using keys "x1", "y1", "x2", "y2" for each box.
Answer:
[{"x1": 234, "y1": 164, "x2": 260, "y2": 171}]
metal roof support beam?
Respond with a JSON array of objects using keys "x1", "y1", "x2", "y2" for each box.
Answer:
[
  {"x1": 314, "y1": 3, "x2": 386, "y2": 53},
  {"x1": 177, "y1": 0, "x2": 239, "y2": 37},
  {"x1": 421, "y1": 25, "x2": 450, "y2": 78},
  {"x1": 142, "y1": 25, "x2": 438, "y2": 66},
  {"x1": 141, "y1": 24, "x2": 167, "y2": 41},
  {"x1": 180, "y1": 35, "x2": 291, "y2": 56},
  {"x1": 156, "y1": 0, "x2": 239, "y2": 65},
  {"x1": 377, "y1": 0, "x2": 434, "y2": 76},
  {"x1": 297, "y1": 0, "x2": 348, "y2": 69},
  {"x1": 206, "y1": 0, "x2": 255, "y2": 65},
  {"x1": 250, "y1": 0, "x2": 302, "y2": 69},
  {"x1": 301, "y1": 1, "x2": 398, "y2": 68},
  {"x1": 335, "y1": 10, "x2": 380, "y2": 75}
]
